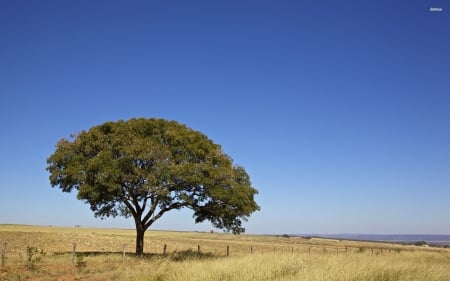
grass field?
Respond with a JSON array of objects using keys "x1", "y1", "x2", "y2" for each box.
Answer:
[{"x1": 1, "y1": 224, "x2": 449, "y2": 281}]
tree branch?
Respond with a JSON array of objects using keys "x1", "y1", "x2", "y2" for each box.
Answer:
[
  {"x1": 141, "y1": 194, "x2": 158, "y2": 227},
  {"x1": 120, "y1": 186, "x2": 139, "y2": 218},
  {"x1": 122, "y1": 199, "x2": 137, "y2": 218},
  {"x1": 144, "y1": 201, "x2": 188, "y2": 229},
  {"x1": 131, "y1": 191, "x2": 142, "y2": 215},
  {"x1": 141, "y1": 192, "x2": 148, "y2": 213}
]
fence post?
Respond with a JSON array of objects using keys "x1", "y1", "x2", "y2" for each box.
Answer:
[
  {"x1": 122, "y1": 244, "x2": 126, "y2": 262},
  {"x1": 197, "y1": 245, "x2": 201, "y2": 254},
  {"x1": 226, "y1": 245, "x2": 229, "y2": 256},
  {"x1": 1, "y1": 242, "x2": 7, "y2": 267},
  {"x1": 163, "y1": 244, "x2": 167, "y2": 255},
  {"x1": 308, "y1": 247, "x2": 311, "y2": 255},
  {"x1": 250, "y1": 246, "x2": 253, "y2": 254},
  {"x1": 291, "y1": 247, "x2": 294, "y2": 255},
  {"x1": 72, "y1": 243, "x2": 76, "y2": 266}
]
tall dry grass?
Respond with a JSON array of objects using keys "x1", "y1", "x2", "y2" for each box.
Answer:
[
  {"x1": 60, "y1": 251, "x2": 450, "y2": 281},
  {"x1": 1, "y1": 225, "x2": 449, "y2": 281}
]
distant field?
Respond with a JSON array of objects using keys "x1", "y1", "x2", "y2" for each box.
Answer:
[
  {"x1": 1, "y1": 224, "x2": 449, "y2": 281},
  {"x1": 314, "y1": 233, "x2": 450, "y2": 246}
]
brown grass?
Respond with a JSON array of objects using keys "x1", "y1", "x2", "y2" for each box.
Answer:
[{"x1": 1, "y1": 224, "x2": 449, "y2": 281}]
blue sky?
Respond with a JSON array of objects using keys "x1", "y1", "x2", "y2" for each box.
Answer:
[{"x1": 1, "y1": 0, "x2": 449, "y2": 234}]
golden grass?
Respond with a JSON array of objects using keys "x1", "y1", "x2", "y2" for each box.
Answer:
[{"x1": 1, "y1": 224, "x2": 449, "y2": 281}]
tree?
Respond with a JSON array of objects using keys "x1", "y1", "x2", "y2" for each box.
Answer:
[{"x1": 47, "y1": 118, "x2": 259, "y2": 255}]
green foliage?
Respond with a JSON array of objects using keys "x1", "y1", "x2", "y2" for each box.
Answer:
[
  {"x1": 47, "y1": 118, "x2": 259, "y2": 254},
  {"x1": 26, "y1": 246, "x2": 45, "y2": 270},
  {"x1": 169, "y1": 249, "x2": 214, "y2": 262},
  {"x1": 76, "y1": 254, "x2": 87, "y2": 269}
]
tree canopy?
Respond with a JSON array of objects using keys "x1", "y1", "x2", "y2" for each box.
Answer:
[{"x1": 47, "y1": 118, "x2": 259, "y2": 255}]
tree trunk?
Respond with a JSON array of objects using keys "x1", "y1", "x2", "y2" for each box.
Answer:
[{"x1": 135, "y1": 223, "x2": 145, "y2": 256}]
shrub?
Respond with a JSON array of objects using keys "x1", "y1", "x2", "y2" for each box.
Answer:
[
  {"x1": 358, "y1": 247, "x2": 367, "y2": 253},
  {"x1": 26, "y1": 246, "x2": 45, "y2": 270},
  {"x1": 76, "y1": 254, "x2": 87, "y2": 269}
]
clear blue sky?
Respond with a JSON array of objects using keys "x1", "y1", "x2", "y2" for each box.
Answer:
[{"x1": 1, "y1": 0, "x2": 449, "y2": 234}]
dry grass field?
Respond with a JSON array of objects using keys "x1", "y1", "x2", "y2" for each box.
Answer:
[{"x1": 1, "y1": 224, "x2": 449, "y2": 281}]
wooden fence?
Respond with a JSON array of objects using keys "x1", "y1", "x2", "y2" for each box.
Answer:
[{"x1": 0, "y1": 239, "x2": 421, "y2": 268}]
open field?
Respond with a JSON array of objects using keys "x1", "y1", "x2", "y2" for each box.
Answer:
[{"x1": 1, "y1": 224, "x2": 449, "y2": 281}]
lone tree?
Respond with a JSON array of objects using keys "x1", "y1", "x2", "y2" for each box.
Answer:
[{"x1": 47, "y1": 118, "x2": 259, "y2": 255}]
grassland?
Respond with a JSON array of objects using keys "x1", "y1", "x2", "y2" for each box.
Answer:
[{"x1": 1, "y1": 224, "x2": 449, "y2": 281}]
